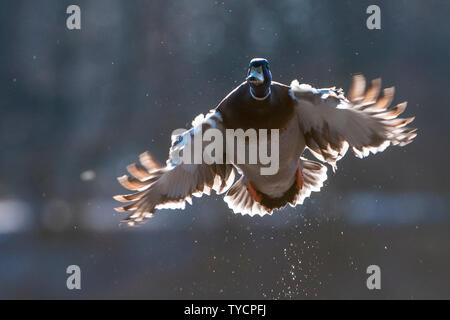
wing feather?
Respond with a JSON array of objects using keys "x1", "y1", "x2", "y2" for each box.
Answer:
[
  {"x1": 290, "y1": 75, "x2": 417, "y2": 167},
  {"x1": 114, "y1": 110, "x2": 235, "y2": 225}
]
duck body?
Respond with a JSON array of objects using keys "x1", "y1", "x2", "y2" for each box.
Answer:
[{"x1": 217, "y1": 81, "x2": 304, "y2": 199}]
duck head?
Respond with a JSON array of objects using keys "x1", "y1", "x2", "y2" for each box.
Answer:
[{"x1": 246, "y1": 58, "x2": 272, "y2": 100}]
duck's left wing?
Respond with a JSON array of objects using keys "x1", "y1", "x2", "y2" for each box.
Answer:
[
  {"x1": 114, "y1": 110, "x2": 235, "y2": 225},
  {"x1": 290, "y1": 75, "x2": 417, "y2": 169}
]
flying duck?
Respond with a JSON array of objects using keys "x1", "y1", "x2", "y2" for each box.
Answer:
[{"x1": 114, "y1": 58, "x2": 417, "y2": 225}]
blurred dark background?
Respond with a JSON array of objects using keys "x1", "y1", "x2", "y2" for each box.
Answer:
[{"x1": 0, "y1": 0, "x2": 449, "y2": 299}]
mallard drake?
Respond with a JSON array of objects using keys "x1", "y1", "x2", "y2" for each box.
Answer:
[{"x1": 114, "y1": 58, "x2": 417, "y2": 225}]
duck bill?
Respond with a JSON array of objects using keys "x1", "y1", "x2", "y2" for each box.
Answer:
[{"x1": 246, "y1": 69, "x2": 264, "y2": 85}]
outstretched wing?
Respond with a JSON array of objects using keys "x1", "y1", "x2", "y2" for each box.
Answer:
[
  {"x1": 114, "y1": 110, "x2": 235, "y2": 225},
  {"x1": 290, "y1": 75, "x2": 417, "y2": 168}
]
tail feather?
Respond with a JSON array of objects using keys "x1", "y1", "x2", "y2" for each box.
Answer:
[
  {"x1": 290, "y1": 158, "x2": 327, "y2": 206},
  {"x1": 224, "y1": 157, "x2": 327, "y2": 216},
  {"x1": 223, "y1": 176, "x2": 269, "y2": 217}
]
